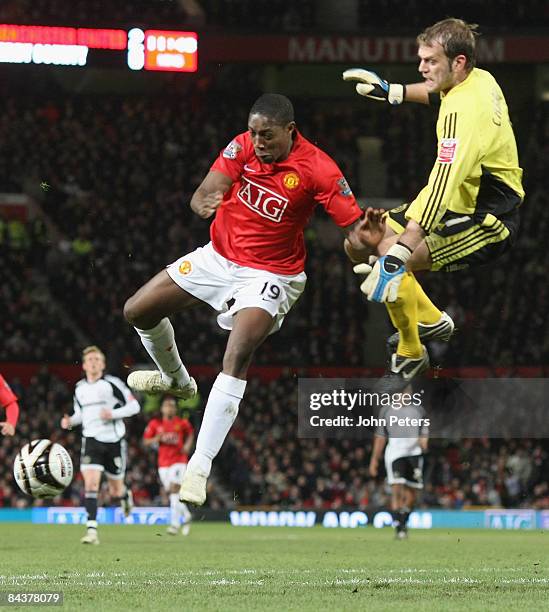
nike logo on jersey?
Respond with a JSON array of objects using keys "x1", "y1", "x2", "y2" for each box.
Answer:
[
  {"x1": 244, "y1": 164, "x2": 257, "y2": 172},
  {"x1": 237, "y1": 177, "x2": 289, "y2": 223}
]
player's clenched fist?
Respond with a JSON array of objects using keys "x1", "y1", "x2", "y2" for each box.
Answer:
[
  {"x1": 0, "y1": 421, "x2": 15, "y2": 436},
  {"x1": 194, "y1": 190, "x2": 224, "y2": 219},
  {"x1": 344, "y1": 207, "x2": 386, "y2": 264}
]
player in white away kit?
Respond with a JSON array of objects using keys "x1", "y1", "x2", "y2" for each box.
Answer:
[
  {"x1": 124, "y1": 93, "x2": 378, "y2": 506},
  {"x1": 61, "y1": 346, "x2": 141, "y2": 545},
  {"x1": 143, "y1": 395, "x2": 194, "y2": 535},
  {"x1": 369, "y1": 391, "x2": 429, "y2": 539}
]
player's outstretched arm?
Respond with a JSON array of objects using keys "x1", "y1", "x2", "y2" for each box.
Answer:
[
  {"x1": 342, "y1": 69, "x2": 429, "y2": 105},
  {"x1": 344, "y1": 207, "x2": 386, "y2": 263},
  {"x1": 190, "y1": 170, "x2": 234, "y2": 219},
  {"x1": 402, "y1": 82, "x2": 430, "y2": 105}
]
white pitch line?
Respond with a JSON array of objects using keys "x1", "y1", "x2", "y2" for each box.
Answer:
[{"x1": 3, "y1": 577, "x2": 548, "y2": 588}]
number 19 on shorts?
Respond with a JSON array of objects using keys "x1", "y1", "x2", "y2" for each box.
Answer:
[{"x1": 260, "y1": 282, "x2": 281, "y2": 301}]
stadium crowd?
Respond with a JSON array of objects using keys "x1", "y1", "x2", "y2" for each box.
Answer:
[
  {"x1": 1, "y1": 0, "x2": 547, "y2": 31},
  {"x1": 0, "y1": 88, "x2": 546, "y2": 368},
  {"x1": 1, "y1": 3, "x2": 548, "y2": 513},
  {"x1": 1, "y1": 370, "x2": 548, "y2": 510},
  {"x1": 0, "y1": 90, "x2": 370, "y2": 368}
]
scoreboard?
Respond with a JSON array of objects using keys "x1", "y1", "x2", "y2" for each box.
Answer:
[
  {"x1": 0, "y1": 23, "x2": 545, "y2": 69},
  {"x1": 0, "y1": 24, "x2": 198, "y2": 72}
]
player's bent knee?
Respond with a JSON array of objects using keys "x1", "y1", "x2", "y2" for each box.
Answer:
[{"x1": 123, "y1": 295, "x2": 145, "y2": 327}]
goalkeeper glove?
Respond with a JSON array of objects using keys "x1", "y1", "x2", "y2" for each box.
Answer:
[
  {"x1": 342, "y1": 68, "x2": 405, "y2": 105},
  {"x1": 354, "y1": 243, "x2": 412, "y2": 302}
]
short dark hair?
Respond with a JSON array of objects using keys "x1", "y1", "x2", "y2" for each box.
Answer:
[
  {"x1": 249, "y1": 93, "x2": 294, "y2": 126},
  {"x1": 417, "y1": 18, "x2": 479, "y2": 71}
]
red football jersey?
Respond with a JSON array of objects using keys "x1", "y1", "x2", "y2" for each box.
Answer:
[
  {"x1": 143, "y1": 416, "x2": 194, "y2": 467},
  {"x1": 210, "y1": 130, "x2": 362, "y2": 275},
  {"x1": 0, "y1": 374, "x2": 19, "y2": 426}
]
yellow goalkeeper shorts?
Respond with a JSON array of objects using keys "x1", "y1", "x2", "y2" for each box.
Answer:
[{"x1": 386, "y1": 204, "x2": 519, "y2": 272}]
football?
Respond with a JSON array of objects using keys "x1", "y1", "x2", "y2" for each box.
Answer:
[{"x1": 13, "y1": 440, "x2": 73, "y2": 499}]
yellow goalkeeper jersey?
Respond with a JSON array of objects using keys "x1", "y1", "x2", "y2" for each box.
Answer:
[{"x1": 406, "y1": 68, "x2": 524, "y2": 234}]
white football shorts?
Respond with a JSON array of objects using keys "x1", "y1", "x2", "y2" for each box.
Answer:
[
  {"x1": 385, "y1": 448, "x2": 424, "y2": 489},
  {"x1": 158, "y1": 462, "x2": 187, "y2": 490},
  {"x1": 167, "y1": 242, "x2": 307, "y2": 334}
]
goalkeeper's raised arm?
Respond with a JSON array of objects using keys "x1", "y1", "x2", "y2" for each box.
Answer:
[{"x1": 342, "y1": 68, "x2": 430, "y2": 105}]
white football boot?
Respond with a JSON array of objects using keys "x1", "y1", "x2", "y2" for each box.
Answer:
[
  {"x1": 81, "y1": 525, "x2": 100, "y2": 545},
  {"x1": 179, "y1": 465, "x2": 208, "y2": 506},
  {"x1": 181, "y1": 517, "x2": 192, "y2": 536},
  {"x1": 127, "y1": 371, "x2": 197, "y2": 400},
  {"x1": 121, "y1": 489, "x2": 134, "y2": 518}
]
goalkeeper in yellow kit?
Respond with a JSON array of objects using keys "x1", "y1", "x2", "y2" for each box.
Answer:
[{"x1": 344, "y1": 18, "x2": 524, "y2": 391}]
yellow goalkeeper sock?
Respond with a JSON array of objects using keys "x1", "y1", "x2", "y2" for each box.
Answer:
[
  {"x1": 414, "y1": 275, "x2": 442, "y2": 325},
  {"x1": 385, "y1": 272, "x2": 422, "y2": 358}
]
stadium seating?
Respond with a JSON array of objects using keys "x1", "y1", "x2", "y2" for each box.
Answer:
[
  {"x1": 0, "y1": 93, "x2": 546, "y2": 367},
  {"x1": 1, "y1": 370, "x2": 548, "y2": 510},
  {"x1": 1, "y1": 0, "x2": 546, "y2": 30},
  {"x1": 0, "y1": 12, "x2": 547, "y2": 511}
]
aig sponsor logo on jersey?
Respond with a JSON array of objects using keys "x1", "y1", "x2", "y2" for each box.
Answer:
[{"x1": 237, "y1": 177, "x2": 289, "y2": 223}]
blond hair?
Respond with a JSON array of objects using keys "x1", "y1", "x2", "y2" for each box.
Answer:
[
  {"x1": 417, "y1": 18, "x2": 479, "y2": 71},
  {"x1": 82, "y1": 345, "x2": 106, "y2": 361}
]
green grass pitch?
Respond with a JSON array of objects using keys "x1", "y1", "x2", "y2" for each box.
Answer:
[{"x1": 0, "y1": 524, "x2": 547, "y2": 611}]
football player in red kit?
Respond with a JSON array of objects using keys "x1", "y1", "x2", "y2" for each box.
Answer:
[
  {"x1": 143, "y1": 396, "x2": 194, "y2": 535},
  {"x1": 0, "y1": 373, "x2": 19, "y2": 436},
  {"x1": 124, "y1": 93, "x2": 378, "y2": 505}
]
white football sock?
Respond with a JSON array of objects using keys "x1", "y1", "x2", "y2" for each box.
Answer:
[
  {"x1": 135, "y1": 318, "x2": 190, "y2": 386},
  {"x1": 180, "y1": 501, "x2": 192, "y2": 523},
  {"x1": 169, "y1": 493, "x2": 182, "y2": 528},
  {"x1": 188, "y1": 373, "x2": 246, "y2": 477}
]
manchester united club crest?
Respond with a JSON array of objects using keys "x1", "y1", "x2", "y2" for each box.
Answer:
[
  {"x1": 283, "y1": 172, "x2": 300, "y2": 190},
  {"x1": 178, "y1": 260, "x2": 192, "y2": 275}
]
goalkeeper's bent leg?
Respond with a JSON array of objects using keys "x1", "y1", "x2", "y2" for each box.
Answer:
[
  {"x1": 413, "y1": 275, "x2": 442, "y2": 325},
  {"x1": 385, "y1": 272, "x2": 422, "y2": 358}
]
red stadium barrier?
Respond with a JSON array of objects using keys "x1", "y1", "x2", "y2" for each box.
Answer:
[{"x1": 0, "y1": 362, "x2": 546, "y2": 386}]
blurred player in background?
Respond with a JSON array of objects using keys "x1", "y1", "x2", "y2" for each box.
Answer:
[
  {"x1": 344, "y1": 18, "x2": 524, "y2": 390},
  {"x1": 61, "y1": 346, "x2": 140, "y2": 545},
  {"x1": 0, "y1": 373, "x2": 20, "y2": 436},
  {"x1": 124, "y1": 93, "x2": 378, "y2": 506},
  {"x1": 143, "y1": 395, "x2": 194, "y2": 535},
  {"x1": 369, "y1": 388, "x2": 429, "y2": 539}
]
